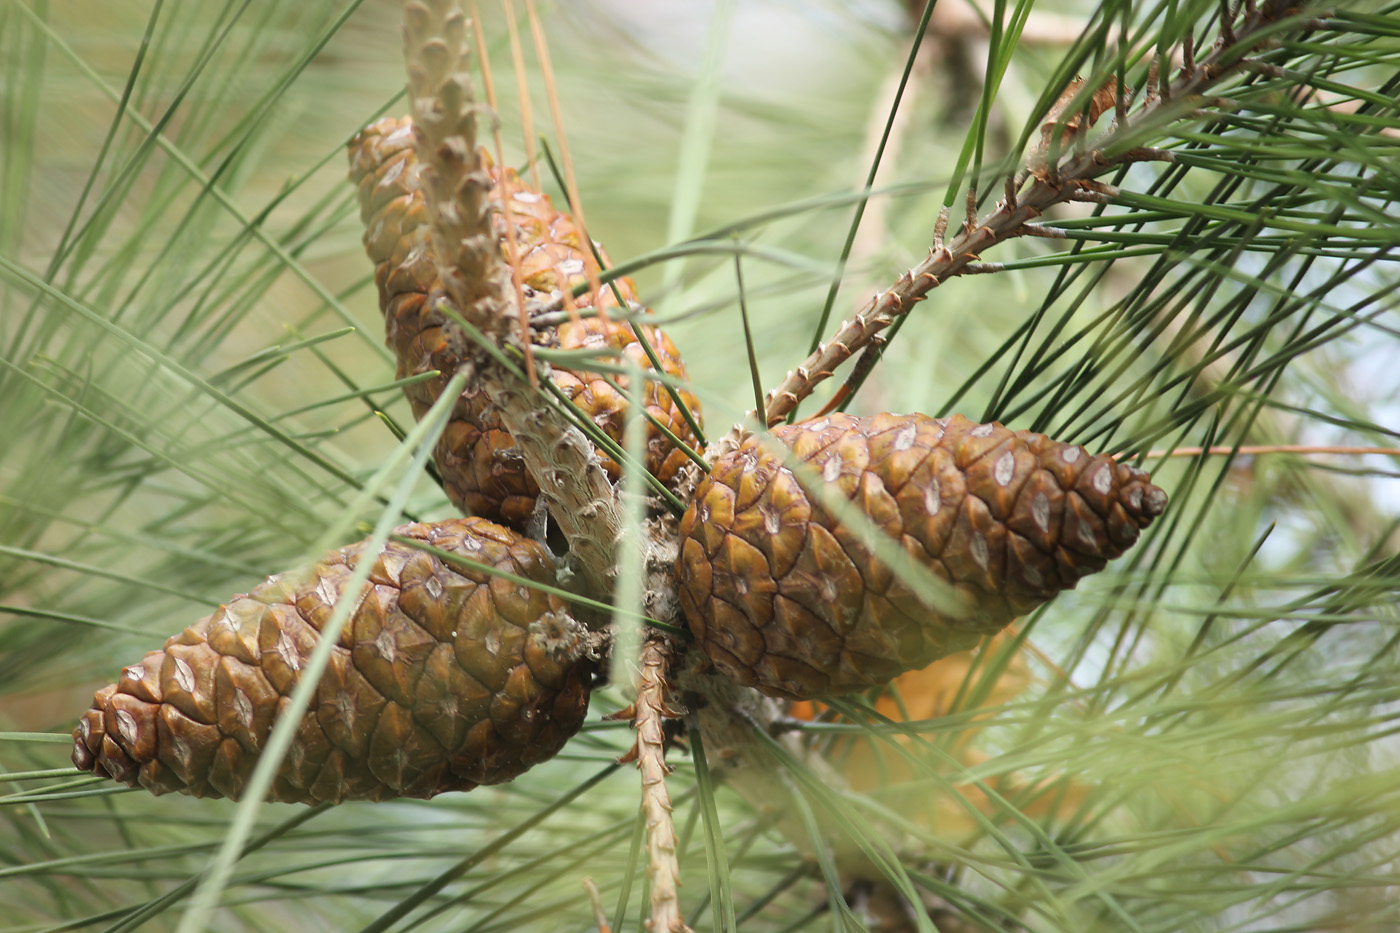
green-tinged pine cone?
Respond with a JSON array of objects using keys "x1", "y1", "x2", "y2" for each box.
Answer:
[
  {"x1": 675, "y1": 413, "x2": 1167, "y2": 699},
  {"x1": 72, "y1": 518, "x2": 593, "y2": 804},
  {"x1": 348, "y1": 117, "x2": 702, "y2": 527}
]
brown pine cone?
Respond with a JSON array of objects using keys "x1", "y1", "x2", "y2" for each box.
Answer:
[
  {"x1": 348, "y1": 117, "x2": 701, "y2": 526},
  {"x1": 675, "y1": 412, "x2": 1167, "y2": 699},
  {"x1": 72, "y1": 518, "x2": 593, "y2": 804}
]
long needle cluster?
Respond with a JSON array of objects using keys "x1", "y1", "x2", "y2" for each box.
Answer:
[
  {"x1": 743, "y1": 0, "x2": 1313, "y2": 438},
  {"x1": 68, "y1": 4, "x2": 1329, "y2": 932}
]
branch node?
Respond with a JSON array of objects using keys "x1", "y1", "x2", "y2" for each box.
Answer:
[
  {"x1": 1241, "y1": 60, "x2": 1287, "y2": 78},
  {"x1": 1121, "y1": 146, "x2": 1176, "y2": 164},
  {"x1": 932, "y1": 205, "x2": 950, "y2": 248},
  {"x1": 1020, "y1": 222, "x2": 1067, "y2": 239}
]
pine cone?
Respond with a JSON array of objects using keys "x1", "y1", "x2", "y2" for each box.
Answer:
[
  {"x1": 675, "y1": 412, "x2": 1167, "y2": 699},
  {"x1": 72, "y1": 518, "x2": 593, "y2": 804},
  {"x1": 348, "y1": 117, "x2": 701, "y2": 526}
]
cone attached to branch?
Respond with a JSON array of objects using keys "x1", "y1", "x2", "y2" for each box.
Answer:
[
  {"x1": 72, "y1": 518, "x2": 594, "y2": 804},
  {"x1": 675, "y1": 412, "x2": 1166, "y2": 699},
  {"x1": 349, "y1": 117, "x2": 701, "y2": 527}
]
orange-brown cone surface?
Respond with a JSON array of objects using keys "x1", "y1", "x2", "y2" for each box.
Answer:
[
  {"x1": 348, "y1": 117, "x2": 701, "y2": 527},
  {"x1": 675, "y1": 412, "x2": 1166, "y2": 699},
  {"x1": 787, "y1": 631, "x2": 1088, "y2": 837},
  {"x1": 72, "y1": 518, "x2": 593, "y2": 804}
]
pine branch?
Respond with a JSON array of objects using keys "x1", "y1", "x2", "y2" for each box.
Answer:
[
  {"x1": 744, "y1": 0, "x2": 1323, "y2": 439},
  {"x1": 486, "y1": 369, "x2": 628, "y2": 597},
  {"x1": 400, "y1": 0, "x2": 629, "y2": 599},
  {"x1": 9, "y1": 2, "x2": 1398, "y2": 930}
]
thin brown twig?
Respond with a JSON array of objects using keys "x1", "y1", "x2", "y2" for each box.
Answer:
[
  {"x1": 1144, "y1": 444, "x2": 1400, "y2": 461},
  {"x1": 582, "y1": 878, "x2": 611, "y2": 933},
  {"x1": 629, "y1": 633, "x2": 691, "y2": 933},
  {"x1": 727, "y1": 1, "x2": 1312, "y2": 448},
  {"x1": 499, "y1": 0, "x2": 542, "y2": 189}
]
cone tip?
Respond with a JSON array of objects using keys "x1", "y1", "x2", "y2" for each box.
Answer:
[{"x1": 1144, "y1": 484, "x2": 1168, "y2": 517}]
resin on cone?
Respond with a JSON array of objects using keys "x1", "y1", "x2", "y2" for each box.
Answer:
[
  {"x1": 72, "y1": 518, "x2": 593, "y2": 804},
  {"x1": 348, "y1": 117, "x2": 701, "y2": 527},
  {"x1": 675, "y1": 412, "x2": 1167, "y2": 699}
]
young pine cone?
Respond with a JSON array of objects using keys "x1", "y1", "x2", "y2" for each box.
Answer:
[
  {"x1": 675, "y1": 413, "x2": 1167, "y2": 699},
  {"x1": 72, "y1": 518, "x2": 593, "y2": 804},
  {"x1": 348, "y1": 117, "x2": 702, "y2": 527}
]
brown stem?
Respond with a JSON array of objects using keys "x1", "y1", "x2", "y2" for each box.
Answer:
[
  {"x1": 582, "y1": 878, "x2": 611, "y2": 933},
  {"x1": 1144, "y1": 444, "x2": 1400, "y2": 460},
  {"x1": 632, "y1": 634, "x2": 691, "y2": 933},
  {"x1": 483, "y1": 370, "x2": 629, "y2": 600},
  {"x1": 402, "y1": 0, "x2": 628, "y2": 600},
  {"x1": 745, "y1": 0, "x2": 1314, "y2": 435}
]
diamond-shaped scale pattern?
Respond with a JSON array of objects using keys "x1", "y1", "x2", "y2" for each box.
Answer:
[
  {"x1": 676, "y1": 412, "x2": 1167, "y2": 699},
  {"x1": 72, "y1": 518, "x2": 593, "y2": 804},
  {"x1": 348, "y1": 117, "x2": 701, "y2": 527}
]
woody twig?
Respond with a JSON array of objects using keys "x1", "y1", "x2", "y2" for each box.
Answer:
[
  {"x1": 401, "y1": 0, "x2": 630, "y2": 599},
  {"x1": 726, "y1": 0, "x2": 1318, "y2": 450},
  {"x1": 620, "y1": 633, "x2": 691, "y2": 933}
]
